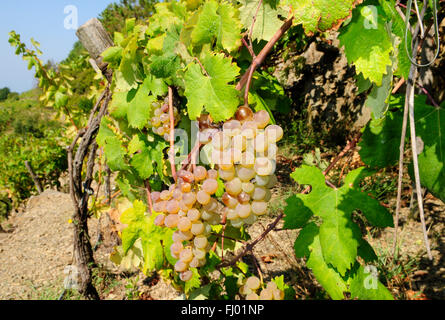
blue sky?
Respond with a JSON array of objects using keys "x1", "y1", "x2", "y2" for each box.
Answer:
[{"x1": 0, "y1": 1, "x2": 114, "y2": 93}]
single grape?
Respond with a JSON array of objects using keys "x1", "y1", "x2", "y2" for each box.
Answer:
[
  {"x1": 237, "y1": 192, "x2": 251, "y2": 204},
  {"x1": 235, "y1": 106, "x2": 254, "y2": 122},
  {"x1": 219, "y1": 167, "x2": 236, "y2": 181},
  {"x1": 259, "y1": 288, "x2": 273, "y2": 300},
  {"x1": 241, "y1": 121, "x2": 257, "y2": 139},
  {"x1": 178, "y1": 230, "x2": 194, "y2": 241},
  {"x1": 254, "y1": 133, "x2": 268, "y2": 153},
  {"x1": 265, "y1": 125, "x2": 283, "y2": 143},
  {"x1": 178, "y1": 217, "x2": 192, "y2": 232},
  {"x1": 174, "y1": 260, "x2": 188, "y2": 272},
  {"x1": 196, "y1": 190, "x2": 211, "y2": 205},
  {"x1": 166, "y1": 199, "x2": 180, "y2": 214},
  {"x1": 254, "y1": 175, "x2": 270, "y2": 187},
  {"x1": 266, "y1": 281, "x2": 278, "y2": 291},
  {"x1": 226, "y1": 209, "x2": 239, "y2": 220},
  {"x1": 237, "y1": 203, "x2": 251, "y2": 218},
  {"x1": 252, "y1": 186, "x2": 267, "y2": 201},
  {"x1": 181, "y1": 182, "x2": 192, "y2": 193},
  {"x1": 222, "y1": 192, "x2": 239, "y2": 208},
  {"x1": 236, "y1": 166, "x2": 256, "y2": 182},
  {"x1": 207, "y1": 169, "x2": 218, "y2": 180},
  {"x1": 232, "y1": 135, "x2": 247, "y2": 152},
  {"x1": 160, "y1": 190, "x2": 172, "y2": 201},
  {"x1": 191, "y1": 222, "x2": 205, "y2": 235},
  {"x1": 240, "y1": 151, "x2": 255, "y2": 167},
  {"x1": 193, "y1": 248, "x2": 207, "y2": 260},
  {"x1": 170, "y1": 242, "x2": 184, "y2": 255},
  {"x1": 172, "y1": 189, "x2": 182, "y2": 200},
  {"x1": 160, "y1": 113, "x2": 169, "y2": 123},
  {"x1": 187, "y1": 208, "x2": 201, "y2": 222},
  {"x1": 164, "y1": 214, "x2": 180, "y2": 228},
  {"x1": 225, "y1": 177, "x2": 242, "y2": 196},
  {"x1": 202, "y1": 179, "x2": 218, "y2": 195},
  {"x1": 246, "y1": 276, "x2": 261, "y2": 290},
  {"x1": 241, "y1": 182, "x2": 255, "y2": 194},
  {"x1": 189, "y1": 257, "x2": 201, "y2": 268},
  {"x1": 179, "y1": 248, "x2": 194, "y2": 263},
  {"x1": 194, "y1": 235, "x2": 208, "y2": 249},
  {"x1": 154, "y1": 214, "x2": 165, "y2": 226},
  {"x1": 182, "y1": 192, "x2": 197, "y2": 206},
  {"x1": 251, "y1": 201, "x2": 268, "y2": 216},
  {"x1": 180, "y1": 270, "x2": 193, "y2": 282},
  {"x1": 253, "y1": 110, "x2": 270, "y2": 129},
  {"x1": 254, "y1": 157, "x2": 274, "y2": 176},
  {"x1": 194, "y1": 166, "x2": 207, "y2": 181}
]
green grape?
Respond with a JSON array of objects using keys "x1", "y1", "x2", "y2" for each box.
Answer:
[
  {"x1": 246, "y1": 276, "x2": 261, "y2": 290},
  {"x1": 187, "y1": 208, "x2": 201, "y2": 222},
  {"x1": 219, "y1": 167, "x2": 236, "y2": 181},
  {"x1": 179, "y1": 248, "x2": 194, "y2": 263},
  {"x1": 193, "y1": 235, "x2": 208, "y2": 249},
  {"x1": 178, "y1": 217, "x2": 192, "y2": 232},
  {"x1": 202, "y1": 178, "x2": 218, "y2": 195},
  {"x1": 197, "y1": 190, "x2": 211, "y2": 205},
  {"x1": 174, "y1": 260, "x2": 188, "y2": 272},
  {"x1": 237, "y1": 203, "x2": 251, "y2": 218},
  {"x1": 154, "y1": 213, "x2": 165, "y2": 226},
  {"x1": 164, "y1": 214, "x2": 179, "y2": 228},
  {"x1": 194, "y1": 166, "x2": 207, "y2": 181},
  {"x1": 191, "y1": 222, "x2": 205, "y2": 235},
  {"x1": 259, "y1": 288, "x2": 273, "y2": 300},
  {"x1": 166, "y1": 199, "x2": 180, "y2": 214},
  {"x1": 253, "y1": 110, "x2": 270, "y2": 129},
  {"x1": 180, "y1": 270, "x2": 193, "y2": 282},
  {"x1": 246, "y1": 293, "x2": 260, "y2": 300},
  {"x1": 251, "y1": 201, "x2": 268, "y2": 215},
  {"x1": 225, "y1": 177, "x2": 242, "y2": 196},
  {"x1": 236, "y1": 166, "x2": 256, "y2": 181}
]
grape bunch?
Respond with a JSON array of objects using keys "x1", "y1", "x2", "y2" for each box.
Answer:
[
  {"x1": 152, "y1": 166, "x2": 222, "y2": 281},
  {"x1": 239, "y1": 276, "x2": 284, "y2": 300},
  {"x1": 148, "y1": 97, "x2": 180, "y2": 142},
  {"x1": 210, "y1": 106, "x2": 283, "y2": 228}
]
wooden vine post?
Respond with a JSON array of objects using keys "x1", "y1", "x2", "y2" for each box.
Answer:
[
  {"x1": 67, "y1": 18, "x2": 113, "y2": 300},
  {"x1": 24, "y1": 161, "x2": 43, "y2": 194}
]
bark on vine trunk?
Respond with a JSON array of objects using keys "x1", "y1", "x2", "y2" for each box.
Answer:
[{"x1": 66, "y1": 18, "x2": 113, "y2": 300}]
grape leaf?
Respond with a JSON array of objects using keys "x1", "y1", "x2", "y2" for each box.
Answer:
[
  {"x1": 364, "y1": 65, "x2": 393, "y2": 119},
  {"x1": 97, "y1": 117, "x2": 129, "y2": 172},
  {"x1": 191, "y1": 0, "x2": 242, "y2": 52},
  {"x1": 120, "y1": 200, "x2": 172, "y2": 273},
  {"x1": 339, "y1": 3, "x2": 393, "y2": 85},
  {"x1": 286, "y1": 165, "x2": 393, "y2": 275},
  {"x1": 239, "y1": 0, "x2": 286, "y2": 42},
  {"x1": 127, "y1": 77, "x2": 156, "y2": 129},
  {"x1": 306, "y1": 234, "x2": 349, "y2": 300},
  {"x1": 118, "y1": 35, "x2": 143, "y2": 90},
  {"x1": 285, "y1": 0, "x2": 361, "y2": 35},
  {"x1": 293, "y1": 222, "x2": 318, "y2": 258},
  {"x1": 359, "y1": 106, "x2": 404, "y2": 168},
  {"x1": 184, "y1": 52, "x2": 240, "y2": 122},
  {"x1": 412, "y1": 100, "x2": 445, "y2": 202},
  {"x1": 378, "y1": 0, "x2": 411, "y2": 79},
  {"x1": 130, "y1": 135, "x2": 168, "y2": 180}
]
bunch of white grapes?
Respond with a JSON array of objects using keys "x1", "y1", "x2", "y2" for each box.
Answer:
[
  {"x1": 148, "y1": 97, "x2": 179, "y2": 142},
  {"x1": 152, "y1": 167, "x2": 223, "y2": 282},
  {"x1": 239, "y1": 276, "x2": 284, "y2": 300},
  {"x1": 209, "y1": 106, "x2": 283, "y2": 228}
]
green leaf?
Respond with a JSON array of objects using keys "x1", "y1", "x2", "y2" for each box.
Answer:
[
  {"x1": 364, "y1": 65, "x2": 393, "y2": 119},
  {"x1": 101, "y1": 46, "x2": 123, "y2": 67},
  {"x1": 306, "y1": 235, "x2": 349, "y2": 300},
  {"x1": 184, "y1": 268, "x2": 201, "y2": 293},
  {"x1": 348, "y1": 265, "x2": 394, "y2": 300},
  {"x1": 378, "y1": 0, "x2": 411, "y2": 79},
  {"x1": 286, "y1": 0, "x2": 361, "y2": 35},
  {"x1": 359, "y1": 107, "x2": 404, "y2": 168},
  {"x1": 283, "y1": 195, "x2": 312, "y2": 229},
  {"x1": 339, "y1": 3, "x2": 393, "y2": 85},
  {"x1": 120, "y1": 200, "x2": 173, "y2": 273},
  {"x1": 109, "y1": 91, "x2": 131, "y2": 119},
  {"x1": 286, "y1": 166, "x2": 392, "y2": 275},
  {"x1": 127, "y1": 77, "x2": 156, "y2": 129},
  {"x1": 293, "y1": 222, "x2": 319, "y2": 258},
  {"x1": 412, "y1": 100, "x2": 445, "y2": 202},
  {"x1": 184, "y1": 52, "x2": 240, "y2": 122},
  {"x1": 239, "y1": 0, "x2": 286, "y2": 42},
  {"x1": 191, "y1": 0, "x2": 242, "y2": 52}
]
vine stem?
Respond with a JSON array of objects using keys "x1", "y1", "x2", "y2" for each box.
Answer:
[
  {"x1": 168, "y1": 86, "x2": 177, "y2": 182},
  {"x1": 236, "y1": 17, "x2": 294, "y2": 93},
  {"x1": 145, "y1": 179, "x2": 153, "y2": 214},
  {"x1": 393, "y1": 1, "x2": 433, "y2": 260}
]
